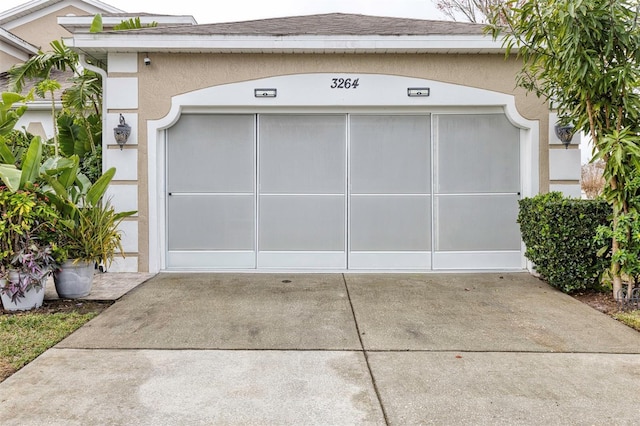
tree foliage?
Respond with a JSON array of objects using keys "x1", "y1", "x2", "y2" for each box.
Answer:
[
  {"x1": 6, "y1": 15, "x2": 156, "y2": 182},
  {"x1": 489, "y1": 0, "x2": 640, "y2": 299},
  {"x1": 6, "y1": 40, "x2": 103, "y2": 181},
  {"x1": 7, "y1": 40, "x2": 78, "y2": 94},
  {"x1": 432, "y1": 0, "x2": 521, "y2": 23}
]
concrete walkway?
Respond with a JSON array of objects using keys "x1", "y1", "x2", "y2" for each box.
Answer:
[{"x1": 1, "y1": 273, "x2": 640, "y2": 425}]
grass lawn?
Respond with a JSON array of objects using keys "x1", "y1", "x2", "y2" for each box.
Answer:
[
  {"x1": 0, "y1": 301, "x2": 110, "y2": 382},
  {"x1": 614, "y1": 310, "x2": 640, "y2": 332}
]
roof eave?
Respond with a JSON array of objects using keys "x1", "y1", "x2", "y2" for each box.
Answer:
[
  {"x1": 0, "y1": 28, "x2": 39, "y2": 53},
  {"x1": 65, "y1": 33, "x2": 510, "y2": 55}
]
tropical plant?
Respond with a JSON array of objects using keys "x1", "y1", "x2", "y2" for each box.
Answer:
[
  {"x1": 36, "y1": 79, "x2": 62, "y2": 157},
  {"x1": 0, "y1": 135, "x2": 45, "y2": 192},
  {"x1": 0, "y1": 136, "x2": 134, "y2": 268},
  {"x1": 5, "y1": 14, "x2": 155, "y2": 185},
  {"x1": 59, "y1": 199, "x2": 132, "y2": 267},
  {"x1": 7, "y1": 40, "x2": 102, "y2": 182},
  {"x1": 44, "y1": 165, "x2": 136, "y2": 265},
  {"x1": 2, "y1": 130, "x2": 40, "y2": 168},
  {"x1": 0, "y1": 92, "x2": 34, "y2": 165},
  {"x1": 0, "y1": 187, "x2": 62, "y2": 303},
  {"x1": 89, "y1": 14, "x2": 158, "y2": 32},
  {"x1": 7, "y1": 40, "x2": 79, "y2": 94},
  {"x1": 489, "y1": 0, "x2": 640, "y2": 300},
  {"x1": 595, "y1": 175, "x2": 640, "y2": 296},
  {"x1": 0, "y1": 92, "x2": 31, "y2": 138},
  {"x1": 2, "y1": 242, "x2": 59, "y2": 304}
]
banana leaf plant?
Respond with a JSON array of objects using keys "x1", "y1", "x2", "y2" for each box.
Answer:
[
  {"x1": 0, "y1": 91, "x2": 33, "y2": 174},
  {"x1": 42, "y1": 161, "x2": 136, "y2": 265},
  {"x1": 0, "y1": 136, "x2": 136, "y2": 266},
  {"x1": 0, "y1": 135, "x2": 44, "y2": 192},
  {"x1": 0, "y1": 136, "x2": 77, "y2": 192}
]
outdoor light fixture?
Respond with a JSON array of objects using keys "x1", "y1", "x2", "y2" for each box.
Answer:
[
  {"x1": 407, "y1": 87, "x2": 430, "y2": 97},
  {"x1": 113, "y1": 114, "x2": 131, "y2": 150},
  {"x1": 254, "y1": 88, "x2": 277, "y2": 98},
  {"x1": 554, "y1": 123, "x2": 575, "y2": 149},
  {"x1": 144, "y1": 55, "x2": 151, "y2": 66}
]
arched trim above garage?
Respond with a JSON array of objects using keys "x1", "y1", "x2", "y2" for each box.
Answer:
[{"x1": 147, "y1": 73, "x2": 539, "y2": 273}]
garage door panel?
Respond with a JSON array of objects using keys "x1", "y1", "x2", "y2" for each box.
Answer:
[
  {"x1": 168, "y1": 195, "x2": 255, "y2": 251},
  {"x1": 436, "y1": 114, "x2": 519, "y2": 194},
  {"x1": 435, "y1": 194, "x2": 521, "y2": 252},
  {"x1": 167, "y1": 251, "x2": 256, "y2": 269},
  {"x1": 259, "y1": 115, "x2": 346, "y2": 194},
  {"x1": 350, "y1": 195, "x2": 431, "y2": 251},
  {"x1": 167, "y1": 115, "x2": 255, "y2": 193},
  {"x1": 350, "y1": 115, "x2": 431, "y2": 194},
  {"x1": 259, "y1": 195, "x2": 345, "y2": 251}
]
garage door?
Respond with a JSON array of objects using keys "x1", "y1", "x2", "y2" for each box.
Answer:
[
  {"x1": 258, "y1": 115, "x2": 346, "y2": 268},
  {"x1": 433, "y1": 114, "x2": 522, "y2": 268},
  {"x1": 166, "y1": 115, "x2": 256, "y2": 268},
  {"x1": 349, "y1": 115, "x2": 431, "y2": 269},
  {"x1": 166, "y1": 113, "x2": 521, "y2": 270}
]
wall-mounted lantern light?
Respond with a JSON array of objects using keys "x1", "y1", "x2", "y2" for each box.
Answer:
[
  {"x1": 113, "y1": 114, "x2": 131, "y2": 150},
  {"x1": 554, "y1": 123, "x2": 575, "y2": 149}
]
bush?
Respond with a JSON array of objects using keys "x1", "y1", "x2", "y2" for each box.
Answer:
[{"x1": 518, "y1": 192, "x2": 610, "y2": 293}]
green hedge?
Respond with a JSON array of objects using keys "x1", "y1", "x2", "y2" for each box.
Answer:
[{"x1": 518, "y1": 192, "x2": 610, "y2": 293}]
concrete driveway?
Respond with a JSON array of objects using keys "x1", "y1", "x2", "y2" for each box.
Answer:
[{"x1": 1, "y1": 273, "x2": 639, "y2": 425}]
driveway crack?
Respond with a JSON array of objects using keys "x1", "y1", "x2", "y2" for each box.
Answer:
[{"x1": 342, "y1": 273, "x2": 390, "y2": 426}]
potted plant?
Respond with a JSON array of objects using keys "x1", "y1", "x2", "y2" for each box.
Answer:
[
  {"x1": 1, "y1": 241, "x2": 59, "y2": 310},
  {"x1": 46, "y1": 166, "x2": 135, "y2": 298},
  {"x1": 54, "y1": 198, "x2": 134, "y2": 298},
  {"x1": 0, "y1": 136, "x2": 135, "y2": 299},
  {"x1": 0, "y1": 187, "x2": 62, "y2": 311}
]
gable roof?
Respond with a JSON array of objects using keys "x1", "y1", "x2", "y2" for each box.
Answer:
[
  {"x1": 122, "y1": 13, "x2": 486, "y2": 36},
  {"x1": 64, "y1": 13, "x2": 503, "y2": 57},
  {"x1": 0, "y1": 0, "x2": 123, "y2": 26}
]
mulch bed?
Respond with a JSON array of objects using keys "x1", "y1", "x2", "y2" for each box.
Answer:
[{"x1": 572, "y1": 290, "x2": 626, "y2": 315}]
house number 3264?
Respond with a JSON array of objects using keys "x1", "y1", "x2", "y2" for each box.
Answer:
[{"x1": 330, "y1": 78, "x2": 360, "y2": 89}]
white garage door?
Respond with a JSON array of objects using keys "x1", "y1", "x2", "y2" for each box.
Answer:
[
  {"x1": 166, "y1": 113, "x2": 521, "y2": 270},
  {"x1": 258, "y1": 115, "x2": 346, "y2": 268}
]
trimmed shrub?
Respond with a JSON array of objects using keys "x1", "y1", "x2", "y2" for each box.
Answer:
[{"x1": 518, "y1": 192, "x2": 610, "y2": 293}]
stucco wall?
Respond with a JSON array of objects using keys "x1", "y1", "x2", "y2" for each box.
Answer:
[
  {"x1": 0, "y1": 50, "x2": 21, "y2": 72},
  {"x1": 8, "y1": 5, "x2": 87, "y2": 50},
  {"x1": 125, "y1": 52, "x2": 550, "y2": 271}
]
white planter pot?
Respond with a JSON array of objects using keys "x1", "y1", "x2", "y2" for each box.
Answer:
[
  {"x1": 0, "y1": 273, "x2": 46, "y2": 311},
  {"x1": 54, "y1": 260, "x2": 95, "y2": 299}
]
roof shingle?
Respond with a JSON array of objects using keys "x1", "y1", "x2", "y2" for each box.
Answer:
[{"x1": 115, "y1": 13, "x2": 485, "y2": 37}]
